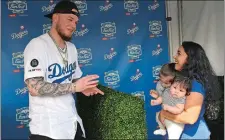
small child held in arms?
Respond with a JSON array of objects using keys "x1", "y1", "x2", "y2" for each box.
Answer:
[{"x1": 150, "y1": 63, "x2": 191, "y2": 139}]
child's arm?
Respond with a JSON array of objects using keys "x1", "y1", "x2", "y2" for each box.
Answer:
[
  {"x1": 149, "y1": 90, "x2": 159, "y2": 98},
  {"x1": 151, "y1": 96, "x2": 163, "y2": 106},
  {"x1": 162, "y1": 104, "x2": 184, "y2": 114},
  {"x1": 150, "y1": 81, "x2": 164, "y2": 98}
]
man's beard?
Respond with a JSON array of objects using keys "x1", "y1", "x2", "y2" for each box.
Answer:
[{"x1": 56, "y1": 25, "x2": 72, "y2": 41}]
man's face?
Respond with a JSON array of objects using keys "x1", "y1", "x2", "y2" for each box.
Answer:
[{"x1": 54, "y1": 12, "x2": 79, "y2": 41}]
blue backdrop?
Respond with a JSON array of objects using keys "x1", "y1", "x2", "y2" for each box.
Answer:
[{"x1": 1, "y1": 0, "x2": 169, "y2": 139}]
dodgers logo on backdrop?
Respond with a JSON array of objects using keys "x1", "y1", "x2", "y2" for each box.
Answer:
[
  {"x1": 149, "y1": 20, "x2": 162, "y2": 38},
  {"x1": 72, "y1": 0, "x2": 88, "y2": 16},
  {"x1": 77, "y1": 48, "x2": 92, "y2": 67},
  {"x1": 101, "y1": 22, "x2": 116, "y2": 40},
  {"x1": 127, "y1": 23, "x2": 139, "y2": 35},
  {"x1": 48, "y1": 62, "x2": 76, "y2": 83},
  {"x1": 124, "y1": 0, "x2": 139, "y2": 15},
  {"x1": 74, "y1": 24, "x2": 89, "y2": 37},
  {"x1": 8, "y1": 0, "x2": 28, "y2": 17},
  {"x1": 152, "y1": 44, "x2": 163, "y2": 56},
  {"x1": 152, "y1": 65, "x2": 162, "y2": 80},
  {"x1": 130, "y1": 69, "x2": 143, "y2": 82},
  {"x1": 41, "y1": 1, "x2": 56, "y2": 13},
  {"x1": 104, "y1": 70, "x2": 120, "y2": 88},
  {"x1": 131, "y1": 91, "x2": 145, "y2": 101},
  {"x1": 11, "y1": 25, "x2": 28, "y2": 39},
  {"x1": 16, "y1": 107, "x2": 30, "y2": 128},
  {"x1": 148, "y1": 0, "x2": 160, "y2": 11},
  {"x1": 43, "y1": 24, "x2": 52, "y2": 34},
  {"x1": 127, "y1": 44, "x2": 142, "y2": 62},
  {"x1": 12, "y1": 52, "x2": 24, "y2": 73},
  {"x1": 99, "y1": 0, "x2": 113, "y2": 12},
  {"x1": 15, "y1": 87, "x2": 28, "y2": 95},
  {"x1": 104, "y1": 48, "x2": 117, "y2": 60}
]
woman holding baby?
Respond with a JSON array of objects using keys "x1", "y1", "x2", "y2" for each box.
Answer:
[{"x1": 152, "y1": 41, "x2": 221, "y2": 139}]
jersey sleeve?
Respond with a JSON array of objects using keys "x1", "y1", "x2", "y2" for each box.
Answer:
[{"x1": 24, "y1": 38, "x2": 47, "y2": 82}]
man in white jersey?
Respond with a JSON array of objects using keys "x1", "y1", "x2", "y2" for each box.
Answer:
[{"x1": 24, "y1": 0, "x2": 104, "y2": 140}]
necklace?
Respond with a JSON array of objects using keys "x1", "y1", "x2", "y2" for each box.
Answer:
[
  {"x1": 59, "y1": 47, "x2": 67, "y2": 53},
  {"x1": 48, "y1": 32, "x2": 68, "y2": 66}
]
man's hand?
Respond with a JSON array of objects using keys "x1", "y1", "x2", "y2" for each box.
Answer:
[
  {"x1": 74, "y1": 75, "x2": 100, "y2": 92},
  {"x1": 82, "y1": 87, "x2": 104, "y2": 96}
]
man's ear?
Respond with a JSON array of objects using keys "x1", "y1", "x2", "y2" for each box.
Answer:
[{"x1": 52, "y1": 14, "x2": 58, "y2": 24}]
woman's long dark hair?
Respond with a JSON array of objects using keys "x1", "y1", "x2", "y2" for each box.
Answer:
[{"x1": 181, "y1": 41, "x2": 222, "y2": 101}]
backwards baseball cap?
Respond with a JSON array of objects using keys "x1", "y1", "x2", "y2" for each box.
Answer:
[{"x1": 44, "y1": 0, "x2": 80, "y2": 19}]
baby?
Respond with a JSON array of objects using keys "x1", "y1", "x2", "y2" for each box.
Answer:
[
  {"x1": 150, "y1": 63, "x2": 176, "y2": 100},
  {"x1": 150, "y1": 63, "x2": 191, "y2": 139}
]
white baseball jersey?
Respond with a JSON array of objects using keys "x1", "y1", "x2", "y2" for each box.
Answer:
[{"x1": 24, "y1": 33, "x2": 85, "y2": 139}]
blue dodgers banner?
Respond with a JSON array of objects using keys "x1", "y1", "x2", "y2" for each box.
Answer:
[{"x1": 1, "y1": 0, "x2": 169, "y2": 139}]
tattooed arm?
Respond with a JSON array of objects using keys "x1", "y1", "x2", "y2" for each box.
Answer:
[
  {"x1": 26, "y1": 75, "x2": 101, "y2": 97},
  {"x1": 25, "y1": 77, "x2": 75, "y2": 96}
]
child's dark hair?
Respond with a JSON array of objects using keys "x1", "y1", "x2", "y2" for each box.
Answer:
[
  {"x1": 173, "y1": 73, "x2": 192, "y2": 96},
  {"x1": 160, "y1": 63, "x2": 176, "y2": 77}
]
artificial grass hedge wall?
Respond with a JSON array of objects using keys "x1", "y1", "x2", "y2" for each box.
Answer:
[{"x1": 76, "y1": 85, "x2": 147, "y2": 140}]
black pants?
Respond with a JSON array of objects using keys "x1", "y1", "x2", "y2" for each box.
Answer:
[{"x1": 29, "y1": 123, "x2": 85, "y2": 140}]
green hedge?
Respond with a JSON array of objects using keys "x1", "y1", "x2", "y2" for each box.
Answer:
[{"x1": 76, "y1": 85, "x2": 147, "y2": 140}]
